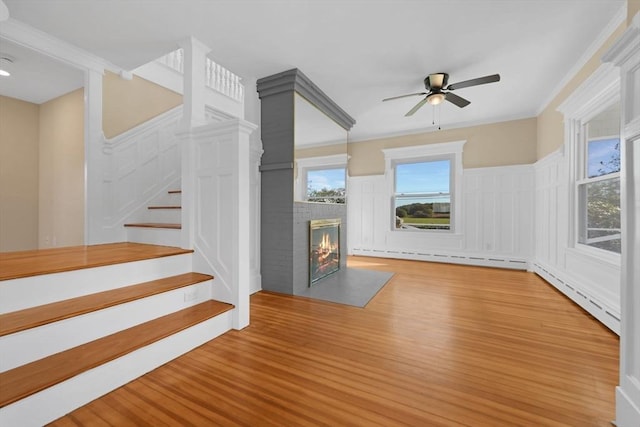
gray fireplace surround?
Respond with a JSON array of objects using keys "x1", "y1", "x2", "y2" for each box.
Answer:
[{"x1": 256, "y1": 69, "x2": 356, "y2": 295}]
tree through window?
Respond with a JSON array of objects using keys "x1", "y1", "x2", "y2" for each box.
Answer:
[{"x1": 577, "y1": 103, "x2": 621, "y2": 253}]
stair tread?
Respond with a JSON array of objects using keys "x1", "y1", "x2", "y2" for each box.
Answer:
[
  {"x1": 124, "y1": 223, "x2": 181, "y2": 229},
  {"x1": 0, "y1": 243, "x2": 192, "y2": 281},
  {"x1": 0, "y1": 272, "x2": 213, "y2": 337},
  {"x1": 0, "y1": 300, "x2": 233, "y2": 408},
  {"x1": 147, "y1": 206, "x2": 181, "y2": 209}
]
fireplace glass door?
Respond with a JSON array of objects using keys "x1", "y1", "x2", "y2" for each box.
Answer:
[{"x1": 309, "y1": 219, "x2": 340, "y2": 285}]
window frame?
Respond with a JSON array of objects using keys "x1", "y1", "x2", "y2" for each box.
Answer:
[
  {"x1": 558, "y1": 62, "x2": 621, "y2": 262},
  {"x1": 382, "y1": 140, "x2": 465, "y2": 234}
]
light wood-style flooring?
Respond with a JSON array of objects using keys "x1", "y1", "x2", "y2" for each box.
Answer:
[
  {"x1": 0, "y1": 243, "x2": 192, "y2": 281},
  {"x1": 49, "y1": 257, "x2": 619, "y2": 426}
]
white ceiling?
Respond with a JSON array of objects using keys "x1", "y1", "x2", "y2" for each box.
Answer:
[{"x1": 1, "y1": 0, "x2": 626, "y2": 141}]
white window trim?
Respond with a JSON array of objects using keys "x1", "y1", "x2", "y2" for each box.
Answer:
[
  {"x1": 294, "y1": 153, "x2": 348, "y2": 202},
  {"x1": 382, "y1": 140, "x2": 465, "y2": 234},
  {"x1": 557, "y1": 62, "x2": 621, "y2": 262}
]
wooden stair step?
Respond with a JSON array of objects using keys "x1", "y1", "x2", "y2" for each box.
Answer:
[
  {"x1": 0, "y1": 300, "x2": 233, "y2": 408},
  {"x1": 0, "y1": 243, "x2": 192, "y2": 281},
  {"x1": 124, "y1": 223, "x2": 181, "y2": 229},
  {"x1": 147, "y1": 206, "x2": 181, "y2": 209},
  {"x1": 0, "y1": 272, "x2": 213, "y2": 337}
]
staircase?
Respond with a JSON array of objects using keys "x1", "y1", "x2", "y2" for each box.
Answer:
[
  {"x1": 124, "y1": 189, "x2": 183, "y2": 246},
  {"x1": 0, "y1": 243, "x2": 234, "y2": 426}
]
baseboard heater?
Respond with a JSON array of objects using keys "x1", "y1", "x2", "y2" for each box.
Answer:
[
  {"x1": 532, "y1": 262, "x2": 620, "y2": 335},
  {"x1": 350, "y1": 248, "x2": 529, "y2": 271}
]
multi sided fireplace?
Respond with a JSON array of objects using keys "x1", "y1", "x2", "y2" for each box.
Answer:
[{"x1": 309, "y1": 218, "x2": 341, "y2": 285}]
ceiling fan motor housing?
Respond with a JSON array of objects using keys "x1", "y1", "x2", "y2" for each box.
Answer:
[{"x1": 425, "y1": 73, "x2": 449, "y2": 90}]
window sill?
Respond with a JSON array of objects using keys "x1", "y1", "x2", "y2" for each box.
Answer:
[{"x1": 568, "y1": 245, "x2": 621, "y2": 268}]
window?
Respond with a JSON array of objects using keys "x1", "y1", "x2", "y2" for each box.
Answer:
[
  {"x1": 295, "y1": 154, "x2": 348, "y2": 204},
  {"x1": 306, "y1": 167, "x2": 346, "y2": 203},
  {"x1": 576, "y1": 103, "x2": 621, "y2": 253},
  {"x1": 383, "y1": 140, "x2": 465, "y2": 233},
  {"x1": 394, "y1": 159, "x2": 451, "y2": 230}
]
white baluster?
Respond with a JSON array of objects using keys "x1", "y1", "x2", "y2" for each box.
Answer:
[
  {"x1": 205, "y1": 59, "x2": 212, "y2": 88},
  {"x1": 216, "y1": 64, "x2": 222, "y2": 92}
]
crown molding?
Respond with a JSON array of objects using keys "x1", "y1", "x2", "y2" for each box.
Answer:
[
  {"x1": 536, "y1": 2, "x2": 627, "y2": 115},
  {"x1": 0, "y1": 18, "x2": 124, "y2": 74},
  {"x1": 602, "y1": 11, "x2": 640, "y2": 66}
]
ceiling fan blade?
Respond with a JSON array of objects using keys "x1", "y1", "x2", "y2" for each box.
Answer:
[
  {"x1": 446, "y1": 74, "x2": 500, "y2": 91},
  {"x1": 405, "y1": 97, "x2": 429, "y2": 116},
  {"x1": 383, "y1": 92, "x2": 427, "y2": 102},
  {"x1": 445, "y1": 92, "x2": 471, "y2": 108}
]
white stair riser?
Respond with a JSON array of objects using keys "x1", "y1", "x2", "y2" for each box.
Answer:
[
  {"x1": 144, "y1": 208, "x2": 182, "y2": 223},
  {"x1": 0, "y1": 311, "x2": 233, "y2": 427},
  {"x1": 0, "y1": 254, "x2": 192, "y2": 314},
  {"x1": 0, "y1": 280, "x2": 212, "y2": 373},
  {"x1": 126, "y1": 227, "x2": 182, "y2": 247}
]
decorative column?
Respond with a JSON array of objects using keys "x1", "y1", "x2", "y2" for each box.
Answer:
[
  {"x1": 603, "y1": 12, "x2": 640, "y2": 427},
  {"x1": 179, "y1": 37, "x2": 211, "y2": 249},
  {"x1": 84, "y1": 68, "x2": 105, "y2": 245}
]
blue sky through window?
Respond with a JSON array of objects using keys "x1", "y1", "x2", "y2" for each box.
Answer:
[
  {"x1": 307, "y1": 168, "x2": 345, "y2": 192},
  {"x1": 587, "y1": 138, "x2": 620, "y2": 178},
  {"x1": 395, "y1": 160, "x2": 450, "y2": 205}
]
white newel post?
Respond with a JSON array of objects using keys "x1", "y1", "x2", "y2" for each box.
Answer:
[
  {"x1": 84, "y1": 68, "x2": 106, "y2": 245},
  {"x1": 179, "y1": 37, "x2": 210, "y2": 128},
  {"x1": 603, "y1": 12, "x2": 640, "y2": 427},
  {"x1": 179, "y1": 37, "x2": 211, "y2": 249},
  {"x1": 180, "y1": 119, "x2": 258, "y2": 330}
]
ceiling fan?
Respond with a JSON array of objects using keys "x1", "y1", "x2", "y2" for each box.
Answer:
[{"x1": 383, "y1": 73, "x2": 500, "y2": 116}]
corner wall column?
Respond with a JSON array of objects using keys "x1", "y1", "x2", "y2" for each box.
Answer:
[
  {"x1": 603, "y1": 12, "x2": 640, "y2": 427},
  {"x1": 84, "y1": 68, "x2": 105, "y2": 245}
]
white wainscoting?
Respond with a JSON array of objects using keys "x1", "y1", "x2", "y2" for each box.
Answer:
[
  {"x1": 348, "y1": 164, "x2": 534, "y2": 270},
  {"x1": 101, "y1": 107, "x2": 183, "y2": 242},
  {"x1": 533, "y1": 149, "x2": 620, "y2": 334}
]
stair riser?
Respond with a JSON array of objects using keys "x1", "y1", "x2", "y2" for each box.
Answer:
[
  {"x1": 0, "y1": 254, "x2": 192, "y2": 314},
  {"x1": 144, "y1": 209, "x2": 182, "y2": 223},
  {"x1": 126, "y1": 226, "x2": 182, "y2": 247},
  {"x1": 0, "y1": 311, "x2": 233, "y2": 427},
  {"x1": 0, "y1": 280, "x2": 212, "y2": 373}
]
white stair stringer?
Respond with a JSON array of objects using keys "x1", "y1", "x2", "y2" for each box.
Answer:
[
  {"x1": 0, "y1": 279, "x2": 212, "y2": 372},
  {"x1": 0, "y1": 311, "x2": 233, "y2": 427},
  {"x1": 0, "y1": 253, "x2": 193, "y2": 314}
]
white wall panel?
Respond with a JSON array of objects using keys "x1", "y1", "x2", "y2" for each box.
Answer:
[
  {"x1": 533, "y1": 149, "x2": 620, "y2": 333},
  {"x1": 348, "y1": 164, "x2": 534, "y2": 269}
]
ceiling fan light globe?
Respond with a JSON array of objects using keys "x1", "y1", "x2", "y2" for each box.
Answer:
[{"x1": 427, "y1": 93, "x2": 446, "y2": 105}]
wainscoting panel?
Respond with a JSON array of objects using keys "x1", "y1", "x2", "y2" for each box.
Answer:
[
  {"x1": 533, "y1": 149, "x2": 620, "y2": 333},
  {"x1": 348, "y1": 164, "x2": 534, "y2": 269}
]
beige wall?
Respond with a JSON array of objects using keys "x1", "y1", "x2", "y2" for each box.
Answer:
[
  {"x1": 103, "y1": 71, "x2": 182, "y2": 138},
  {"x1": 0, "y1": 96, "x2": 40, "y2": 252},
  {"x1": 38, "y1": 89, "x2": 85, "y2": 248},
  {"x1": 537, "y1": 23, "x2": 626, "y2": 159},
  {"x1": 348, "y1": 117, "x2": 537, "y2": 176},
  {"x1": 296, "y1": 143, "x2": 347, "y2": 159}
]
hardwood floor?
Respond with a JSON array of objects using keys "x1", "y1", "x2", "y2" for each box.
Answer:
[{"x1": 49, "y1": 257, "x2": 619, "y2": 426}]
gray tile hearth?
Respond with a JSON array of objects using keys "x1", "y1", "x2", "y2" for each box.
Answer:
[{"x1": 295, "y1": 267, "x2": 394, "y2": 308}]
